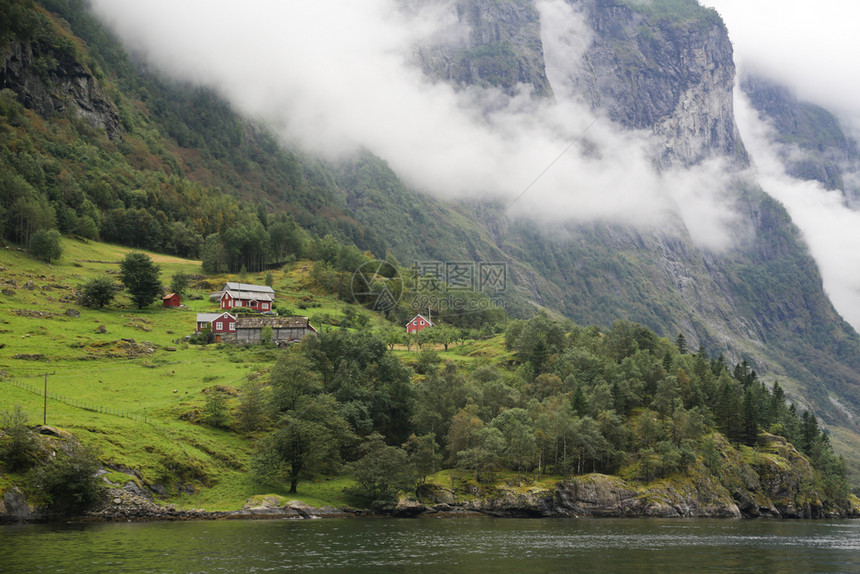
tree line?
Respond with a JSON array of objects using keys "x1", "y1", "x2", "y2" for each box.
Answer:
[{"x1": 206, "y1": 315, "x2": 848, "y2": 505}]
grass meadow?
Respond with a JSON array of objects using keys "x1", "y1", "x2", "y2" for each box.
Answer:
[{"x1": 0, "y1": 238, "x2": 366, "y2": 509}]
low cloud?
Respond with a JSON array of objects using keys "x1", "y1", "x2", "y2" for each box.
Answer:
[
  {"x1": 701, "y1": 0, "x2": 860, "y2": 137},
  {"x1": 735, "y1": 92, "x2": 860, "y2": 330},
  {"x1": 89, "y1": 0, "x2": 739, "y2": 251}
]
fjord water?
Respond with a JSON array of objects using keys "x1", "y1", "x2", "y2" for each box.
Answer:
[{"x1": 2, "y1": 518, "x2": 859, "y2": 573}]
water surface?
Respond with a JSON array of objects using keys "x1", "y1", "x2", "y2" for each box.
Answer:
[{"x1": 2, "y1": 518, "x2": 859, "y2": 573}]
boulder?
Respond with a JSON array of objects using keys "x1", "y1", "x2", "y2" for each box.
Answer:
[{"x1": 0, "y1": 488, "x2": 39, "y2": 523}]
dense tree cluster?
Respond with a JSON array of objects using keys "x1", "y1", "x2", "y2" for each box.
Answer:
[{"x1": 244, "y1": 315, "x2": 847, "y2": 503}]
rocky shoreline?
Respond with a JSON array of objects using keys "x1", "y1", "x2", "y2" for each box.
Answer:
[{"x1": 3, "y1": 471, "x2": 858, "y2": 524}]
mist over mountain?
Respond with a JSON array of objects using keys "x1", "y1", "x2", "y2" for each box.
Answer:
[{"x1": 3, "y1": 0, "x2": 860, "y2": 477}]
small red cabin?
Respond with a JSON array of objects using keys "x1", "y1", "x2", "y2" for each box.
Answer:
[
  {"x1": 162, "y1": 293, "x2": 181, "y2": 307},
  {"x1": 406, "y1": 314, "x2": 433, "y2": 334}
]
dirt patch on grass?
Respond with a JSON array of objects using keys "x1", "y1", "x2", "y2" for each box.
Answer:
[
  {"x1": 86, "y1": 339, "x2": 158, "y2": 359},
  {"x1": 148, "y1": 254, "x2": 202, "y2": 265}
]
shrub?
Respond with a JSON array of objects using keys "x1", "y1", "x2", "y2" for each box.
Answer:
[
  {"x1": 170, "y1": 270, "x2": 189, "y2": 295},
  {"x1": 78, "y1": 276, "x2": 119, "y2": 308},
  {"x1": 0, "y1": 406, "x2": 38, "y2": 472},
  {"x1": 32, "y1": 442, "x2": 103, "y2": 515},
  {"x1": 202, "y1": 391, "x2": 231, "y2": 428}
]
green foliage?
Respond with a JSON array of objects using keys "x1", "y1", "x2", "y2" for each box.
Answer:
[
  {"x1": 29, "y1": 229, "x2": 62, "y2": 262},
  {"x1": 0, "y1": 406, "x2": 38, "y2": 472},
  {"x1": 301, "y1": 330, "x2": 414, "y2": 444},
  {"x1": 31, "y1": 442, "x2": 103, "y2": 515},
  {"x1": 260, "y1": 325, "x2": 274, "y2": 346},
  {"x1": 618, "y1": 0, "x2": 725, "y2": 32},
  {"x1": 119, "y1": 251, "x2": 162, "y2": 309},
  {"x1": 169, "y1": 270, "x2": 189, "y2": 295},
  {"x1": 236, "y1": 380, "x2": 266, "y2": 434},
  {"x1": 202, "y1": 390, "x2": 230, "y2": 429},
  {"x1": 78, "y1": 275, "x2": 119, "y2": 308},
  {"x1": 350, "y1": 434, "x2": 415, "y2": 502},
  {"x1": 252, "y1": 394, "x2": 353, "y2": 493},
  {"x1": 457, "y1": 425, "x2": 505, "y2": 484},
  {"x1": 403, "y1": 433, "x2": 442, "y2": 485}
]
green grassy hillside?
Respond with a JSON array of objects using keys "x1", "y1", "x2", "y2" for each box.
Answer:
[
  {"x1": 0, "y1": 238, "x2": 372, "y2": 509},
  {"x1": 1, "y1": 240, "x2": 855, "y2": 518}
]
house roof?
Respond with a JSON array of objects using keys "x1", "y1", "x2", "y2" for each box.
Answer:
[
  {"x1": 196, "y1": 312, "x2": 235, "y2": 323},
  {"x1": 235, "y1": 316, "x2": 314, "y2": 330},
  {"x1": 163, "y1": 293, "x2": 179, "y2": 300},
  {"x1": 222, "y1": 291, "x2": 275, "y2": 302},
  {"x1": 224, "y1": 282, "x2": 275, "y2": 294},
  {"x1": 406, "y1": 314, "x2": 433, "y2": 327}
]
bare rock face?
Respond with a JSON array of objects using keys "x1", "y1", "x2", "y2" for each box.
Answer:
[
  {"x1": 414, "y1": 0, "x2": 552, "y2": 97},
  {"x1": 573, "y1": 1, "x2": 743, "y2": 167},
  {"x1": 0, "y1": 39, "x2": 121, "y2": 139},
  {"x1": 554, "y1": 474, "x2": 743, "y2": 519}
]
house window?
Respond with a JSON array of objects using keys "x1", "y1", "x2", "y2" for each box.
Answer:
[
  {"x1": 262, "y1": 303, "x2": 269, "y2": 310},
  {"x1": 229, "y1": 323, "x2": 235, "y2": 331},
  {"x1": 215, "y1": 322, "x2": 223, "y2": 331},
  {"x1": 420, "y1": 320, "x2": 425, "y2": 325}
]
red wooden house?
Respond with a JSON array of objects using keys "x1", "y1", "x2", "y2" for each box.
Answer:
[
  {"x1": 162, "y1": 293, "x2": 181, "y2": 307},
  {"x1": 406, "y1": 314, "x2": 433, "y2": 334},
  {"x1": 196, "y1": 312, "x2": 236, "y2": 334},
  {"x1": 217, "y1": 282, "x2": 275, "y2": 312}
]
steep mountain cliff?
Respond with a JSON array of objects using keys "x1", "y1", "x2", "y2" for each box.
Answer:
[
  {"x1": 415, "y1": 0, "x2": 552, "y2": 97},
  {"x1": 574, "y1": 0, "x2": 742, "y2": 166},
  {"x1": 410, "y1": 0, "x2": 860, "y2": 474},
  {"x1": 742, "y1": 74, "x2": 860, "y2": 205},
  {"x1": 0, "y1": 24, "x2": 120, "y2": 139}
]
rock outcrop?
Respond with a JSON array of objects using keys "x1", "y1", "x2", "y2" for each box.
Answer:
[
  {"x1": 0, "y1": 38, "x2": 121, "y2": 139},
  {"x1": 414, "y1": 0, "x2": 552, "y2": 97},
  {"x1": 412, "y1": 468, "x2": 859, "y2": 519}
]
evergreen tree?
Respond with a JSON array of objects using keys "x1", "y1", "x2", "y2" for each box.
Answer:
[
  {"x1": 741, "y1": 389, "x2": 759, "y2": 446},
  {"x1": 119, "y1": 251, "x2": 162, "y2": 309},
  {"x1": 675, "y1": 332, "x2": 687, "y2": 354}
]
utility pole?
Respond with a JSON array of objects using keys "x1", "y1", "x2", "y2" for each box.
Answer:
[{"x1": 43, "y1": 372, "x2": 47, "y2": 425}]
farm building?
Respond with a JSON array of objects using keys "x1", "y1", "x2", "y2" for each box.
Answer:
[
  {"x1": 162, "y1": 293, "x2": 181, "y2": 307},
  {"x1": 211, "y1": 282, "x2": 275, "y2": 312},
  {"x1": 406, "y1": 314, "x2": 433, "y2": 334},
  {"x1": 196, "y1": 312, "x2": 236, "y2": 334},
  {"x1": 233, "y1": 316, "x2": 316, "y2": 345}
]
